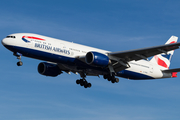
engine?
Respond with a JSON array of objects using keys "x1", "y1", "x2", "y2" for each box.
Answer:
[
  {"x1": 38, "y1": 62, "x2": 61, "y2": 77},
  {"x1": 85, "y1": 52, "x2": 110, "y2": 67}
]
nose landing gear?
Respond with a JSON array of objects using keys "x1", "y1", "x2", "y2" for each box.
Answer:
[
  {"x1": 17, "y1": 61, "x2": 23, "y2": 66},
  {"x1": 13, "y1": 52, "x2": 23, "y2": 66}
]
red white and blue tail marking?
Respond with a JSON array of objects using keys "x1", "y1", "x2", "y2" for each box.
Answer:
[{"x1": 150, "y1": 36, "x2": 178, "y2": 70}]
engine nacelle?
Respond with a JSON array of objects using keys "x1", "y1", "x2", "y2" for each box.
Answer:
[
  {"x1": 85, "y1": 52, "x2": 109, "y2": 67},
  {"x1": 38, "y1": 62, "x2": 61, "y2": 77}
]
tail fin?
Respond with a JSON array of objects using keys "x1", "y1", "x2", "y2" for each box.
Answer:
[{"x1": 150, "y1": 36, "x2": 178, "y2": 70}]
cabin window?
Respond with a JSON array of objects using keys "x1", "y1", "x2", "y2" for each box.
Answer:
[{"x1": 6, "y1": 36, "x2": 16, "y2": 38}]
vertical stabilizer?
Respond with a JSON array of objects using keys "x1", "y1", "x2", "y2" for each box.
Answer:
[{"x1": 150, "y1": 36, "x2": 178, "y2": 70}]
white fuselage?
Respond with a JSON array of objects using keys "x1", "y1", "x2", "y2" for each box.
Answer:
[{"x1": 2, "y1": 33, "x2": 172, "y2": 80}]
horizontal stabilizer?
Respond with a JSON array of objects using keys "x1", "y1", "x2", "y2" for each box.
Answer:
[{"x1": 162, "y1": 68, "x2": 180, "y2": 73}]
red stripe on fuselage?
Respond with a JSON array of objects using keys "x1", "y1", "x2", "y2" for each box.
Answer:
[{"x1": 22, "y1": 36, "x2": 45, "y2": 41}]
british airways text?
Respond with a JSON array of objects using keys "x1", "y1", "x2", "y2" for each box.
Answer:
[{"x1": 34, "y1": 43, "x2": 70, "y2": 55}]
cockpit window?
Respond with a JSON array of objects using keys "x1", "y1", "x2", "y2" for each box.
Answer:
[{"x1": 6, "y1": 36, "x2": 16, "y2": 38}]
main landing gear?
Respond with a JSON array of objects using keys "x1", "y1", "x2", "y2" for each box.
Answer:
[
  {"x1": 13, "y1": 52, "x2": 23, "y2": 66},
  {"x1": 103, "y1": 73, "x2": 119, "y2": 83},
  {"x1": 76, "y1": 72, "x2": 92, "y2": 88},
  {"x1": 76, "y1": 79, "x2": 92, "y2": 88}
]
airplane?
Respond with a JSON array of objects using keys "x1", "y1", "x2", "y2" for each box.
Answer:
[{"x1": 2, "y1": 33, "x2": 180, "y2": 88}]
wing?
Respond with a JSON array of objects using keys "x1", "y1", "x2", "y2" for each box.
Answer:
[
  {"x1": 108, "y1": 42, "x2": 180, "y2": 61},
  {"x1": 107, "y1": 42, "x2": 180, "y2": 72}
]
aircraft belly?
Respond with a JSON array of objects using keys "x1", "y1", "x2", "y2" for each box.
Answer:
[
  {"x1": 5, "y1": 45, "x2": 109, "y2": 75},
  {"x1": 117, "y1": 70, "x2": 154, "y2": 80},
  {"x1": 117, "y1": 62, "x2": 154, "y2": 80}
]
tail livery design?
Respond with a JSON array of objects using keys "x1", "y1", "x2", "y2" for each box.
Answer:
[{"x1": 150, "y1": 36, "x2": 178, "y2": 70}]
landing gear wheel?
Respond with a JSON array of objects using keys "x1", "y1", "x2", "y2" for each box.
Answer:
[
  {"x1": 115, "y1": 78, "x2": 119, "y2": 83},
  {"x1": 87, "y1": 83, "x2": 92, "y2": 88},
  {"x1": 77, "y1": 72, "x2": 92, "y2": 88},
  {"x1": 111, "y1": 79, "x2": 115, "y2": 83},
  {"x1": 84, "y1": 85, "x2": 88, "y2": 88},
  {"x1": 80, "y1": 79, "x2": 84, "y2": 86},
  {"x1": 76, "y1": 79, "x2": 92, "y2": 88},
  {"x1": 76, "y1": 80, "x2": 80, "y2": 84},
  {"x1": 17, "y1": 61, "x2": 23, "y2": 66},
  {"x1": 103, "y1": 75, "x2": 108, "y2": 79},
  {"x1": 83, "y1": 82, "x2": 91, "y2": 88},
  {"x1": 14, "y1": 52, "x2": 23, "y2": 66},
  {"x1": 107, "y1": 76, "x2": 111, "y2": 81}
]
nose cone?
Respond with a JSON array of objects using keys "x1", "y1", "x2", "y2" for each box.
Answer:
[
  {"x1": 1, "y1": 38, "x2": 12, "y2": 46},
  {"x1": 1, "y1": 38, "x2": 7, "y2": 46}
]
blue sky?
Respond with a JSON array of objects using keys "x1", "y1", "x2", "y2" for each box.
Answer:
[{"x1": 1, "y1": 0, "x2": 180, "y2": 120}]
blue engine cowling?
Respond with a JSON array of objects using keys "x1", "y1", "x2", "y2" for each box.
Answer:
[
  {"x1": 85, "y1": 52, "x2": 109, "y2": 67},
  {"x1": 38, "y1": 62, "x2": 61, "y2": 77}
]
